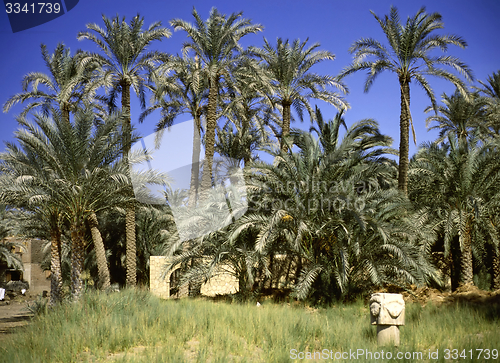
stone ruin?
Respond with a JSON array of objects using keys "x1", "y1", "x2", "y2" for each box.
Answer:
[
  {"x1": 370, "y1": 293, "x2": 405, "y2": 346},
  {"x1": 149, "y1": 256, "x2": 239, "y2": 299}
]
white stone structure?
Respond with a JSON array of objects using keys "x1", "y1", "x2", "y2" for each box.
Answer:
[
  {"x1": 370, "y1": 293, "x2": 405, "y2": 346},
  {"x1": 149, "y1": 256, "x2": 239, "y2": 299}
]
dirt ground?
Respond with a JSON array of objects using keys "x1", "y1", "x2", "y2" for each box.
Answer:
[
  {"x1": 379, "y1": 284, "x2": 500, "y2": 306},
  {"x1": 0, "y1": 298, "x2": 34, "y2": 342}
]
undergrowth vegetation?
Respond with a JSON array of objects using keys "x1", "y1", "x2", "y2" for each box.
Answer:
[{"x1": 1, "y1": 289, "x2": 499, "y2": 362}]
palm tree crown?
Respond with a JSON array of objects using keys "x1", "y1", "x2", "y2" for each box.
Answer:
[
  {"x1": 170, "y1": 7, "x2": 263, "y2": 193},
  {"x1": 3, "y1": 43, "x2": 93, "y2": 125},
  {"x1": 251, "y1": 38, "x2": 348, "y2": 150},
  {"x1": 425, "y1": 90, "x2": 488, "y2": 146},
  {"x1": 77, "y1": 14, "x2": 171, "y2": 114},
  {"x1": 339, "y1": 6, "x2": 473, "y2": 195},
  {"x1": 477, "y1": 71, "x2": 500, "y2": 136}
]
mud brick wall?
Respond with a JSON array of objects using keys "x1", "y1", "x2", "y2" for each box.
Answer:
[
  {"x1": 25, "y1": 240, "x2": 50, "y2": 294},
  {"x1": 2, "y1": 238, "x2": 50, "y2": 294}
]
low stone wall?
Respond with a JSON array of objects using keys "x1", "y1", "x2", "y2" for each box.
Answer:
[
  {"x1": 149, "y1": 256, "x2": 171, "y2": 299},
  {"x1": 200, "y1": 265, "x2": 239, "y2": 297},
  {"x1": 149, "y1": 256, "x2": 239, "y2": 299}
]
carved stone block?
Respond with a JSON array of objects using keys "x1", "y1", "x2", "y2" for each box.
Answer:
[
  {"x1": 369, "y1": 293, "x2": 405, "y2": 346},
  {"x1": 370, "y1": 293, "x2": 405, "y2": 326}
]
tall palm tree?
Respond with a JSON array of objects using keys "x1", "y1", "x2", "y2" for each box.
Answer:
[
  {"x1": 78, "y1": 14, "x2": 171, "y2": 287},
  {"x1": 250, "y1": 38, "x2": 348, "y2": 150},
  {"x1": 141, "y1": 55, "x2": 208, "y2": 298},
  {"x1": 170, "y1": 7, "x2": 263, "y2": 194},
  {"x1": 141, "y1": 55, "x2": 208, "y2": 207},
  {"x1": 2, "y1": 43, "x2": 114, "y2": 292},
  {"x1": 339, "y1": 6, "x2": 473, "y2": 195}
]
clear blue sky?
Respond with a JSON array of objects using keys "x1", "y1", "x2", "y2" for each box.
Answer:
[{"x1": 1, "y1": 0, "x2": 499, "y2": 158}]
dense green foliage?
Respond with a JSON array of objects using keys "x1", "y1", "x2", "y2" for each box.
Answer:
[{"x1": 1, "y1": 6, "x2": 499, "y2": 308}]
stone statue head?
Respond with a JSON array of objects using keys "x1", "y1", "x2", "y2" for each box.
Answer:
[{"x1": 370, "y1": 293, "x2": 405, "y2": 325}]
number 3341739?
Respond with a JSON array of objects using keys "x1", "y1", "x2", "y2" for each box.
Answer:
[
  {"x1": 5, "y1": 3, "x2": 61, "y2": 14},
  {"x1": 444, "y1": 349, "x2": 498, "y2": 360}
]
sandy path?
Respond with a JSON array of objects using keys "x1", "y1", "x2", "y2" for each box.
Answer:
[{"x1": 0, "y1": 300, "x2": 33, "y2": 341}]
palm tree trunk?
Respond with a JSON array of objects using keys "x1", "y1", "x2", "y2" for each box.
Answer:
[
  {"x1": 125, "y1": 208, "x2": 136, "y2": 287},
  {"x1": 201, "y1": 79, "x2": 218, "y2": 195},
  {"x1": 450, "y1": 235, "x2": 461, "y2": 291},
  {"x1": 398, "y1": 80, "x2": 410, "y2": 195},
  {"x1": 281, "y1": 101, "x2": 292, "y2": 152},
  {"x1": 242, "y1": 106, "x2": 251, "y2": 168},
  {"x1": 188, "y1": 114, "x2": 202, "y2": 208},
  {"x1": 71, "y1": 221, "x2": 86, "y2": 301},
  {"x1": 49, "y1": 226, "x2": 63, "y2": 307},
  {"x1": 492, "y1": 244, "x2": 500, "y2": 291},
  {"x1": 88, "y1": 212, "x2": 110, "y2": 290},
  {"x1": 460, "y1": 218, "x2": 474, "y2": 286},
  {"x1": 122, "y1": 81, "x2": 137, "y2": 287},
  {"x1": 183, "y1": 114, "x2": 203, "y2": 297}
]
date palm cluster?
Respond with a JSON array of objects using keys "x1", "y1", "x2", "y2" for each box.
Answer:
[{"x1": 1, "y1": 6, "x2": 500, "y2": 304}]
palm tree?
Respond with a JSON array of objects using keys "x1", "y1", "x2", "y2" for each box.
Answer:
[
  {"x1": 0, "y1": 145, "x2": 67, "y2": 305},
  {"x1": 78, "y1": 14, "x2": 171, "y2": 287},
  {"x1": 2, "y1": 42, "x2": 111, "y2": 293},
  {"x1": 409, "y1": 136, "x2": 500, "y2": 287},
  {"x1": 219, "y1": 57, "x2": 274, "y2": 167},
  {"x1": 250, "y1": 38, "x2": 348, "y2": 150},
  {"x1": 339, "y1": 6, "x2": 473, "y2": 195},
  {"x1": 425, "y1": 90, "x2": 488, "y2": 146},
  {"x1": 3, "y1": 43, "x2": 98, "y2": 125},
  {"x1": 141, "y1": 55, "x2": 208, "y2": 208},
  {"x1": 170, "y1": 7, "x2": 263, "y2": 194},
  {"x1": 477, "y1": 71, "x2": 500, "y2": 136},
  {"x1": 1, "y1": 106, "x2": 139, "y2": 300},
  {"x1": 228, "y1": 112, "x2": 435, "y2": 300}
]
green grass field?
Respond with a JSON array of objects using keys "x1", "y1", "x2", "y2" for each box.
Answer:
[{"x1": 1, "y1": 289, "x2": 499, "y2": 362}]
